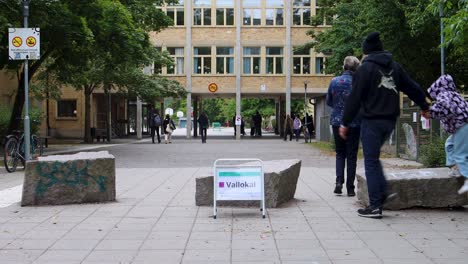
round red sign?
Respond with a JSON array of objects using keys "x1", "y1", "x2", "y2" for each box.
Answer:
[{"x1": 208, "y1": 83, "x2": 218, "y2": 93}]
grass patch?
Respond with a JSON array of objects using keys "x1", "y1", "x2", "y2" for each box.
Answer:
[
  {"x1": 308, "y1": 141, "x2": 391, "y2": 160},
  {"x1": 309, "y1": 141, "x2": 336, "y2": 157}
]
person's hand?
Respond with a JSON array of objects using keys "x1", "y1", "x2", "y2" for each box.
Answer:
[
  {"x1": 421, "y1": 110, "x2": 430, "y2": 119},
  {"x1": 339, "y1": 126, "x2": 349, "y2": 140}
]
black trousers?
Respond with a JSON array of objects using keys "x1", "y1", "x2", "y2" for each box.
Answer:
[
  {"x1": 200, "y1": 127, "x2": 207, "y2": 142},
  {"x1": 151, "y1": 126, "x2": 161, "y2": 143},
  {"x1": 256, "y1": 125, "x2": 262, "y2": 136},
  {"x1": 332, "y1": 126, "x2": 360, "y2": 191},
  {"x1": 284, "y1": 128, "x2": 293, "y2": 141}
]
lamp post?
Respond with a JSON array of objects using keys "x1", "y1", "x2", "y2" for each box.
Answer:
[
  {"x1": 439, "y1": 3, "x2": 445, "y2": 75},
  {"x1": 304, "y1": 81, "x2": 309, "y2": 143},
  {"x1": 23, "y1": 0, "x2": 31, "y2": 161}
]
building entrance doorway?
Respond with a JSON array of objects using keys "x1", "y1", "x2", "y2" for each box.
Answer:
[{"x1": 127, "y1": 101, "x2": 150, "y2": 135}]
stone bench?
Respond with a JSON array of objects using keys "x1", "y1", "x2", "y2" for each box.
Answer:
[
  {"x1": 22, "y1": 151, "x2": 116, "y2": 206},
  {"x1": 357, "y1": 168, "x2": 468, "y2": 210},
  {"x1": 196, "y1": 159, "x2": 301, "y2": 208}
]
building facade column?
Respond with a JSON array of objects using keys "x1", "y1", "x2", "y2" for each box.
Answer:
[
  {"x1": 185, "y1": 0, "x2": 192, "y2": 139},
  {"x1": 136, "y1": 97, "x2": 142, "y2": 140},
  {"x1": 235, "y1": 0, "x2": 242, "y2": 140},
  {"x1": 193, "y1": 96, "x2": 198, "y2": 137},
  {"x1": 275, "y1": 98, "x2": 280, "y2": 135},
  {"x1": 285, "y1": 0, "x2": 292, "y2": 116}
]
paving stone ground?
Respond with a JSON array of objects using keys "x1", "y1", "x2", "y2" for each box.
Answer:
[{"x1": 0, "y1": 136, "x2": 467, "y2": 264}]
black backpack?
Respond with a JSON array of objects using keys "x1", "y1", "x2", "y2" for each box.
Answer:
[{"x1": 154, "y1": 114, "x2": 162, "y2": 126}]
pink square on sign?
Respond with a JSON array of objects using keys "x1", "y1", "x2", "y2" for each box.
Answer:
[{"x1": 219, "y1": 182, "x2": 225, "y2": 188}]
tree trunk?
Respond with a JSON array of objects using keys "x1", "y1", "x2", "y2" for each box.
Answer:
[
  {"x1": 105, "y1": 85, "x2": 111, "y2": 142},
  {"x1": 7, "y1": 74, "x2": 25, "y2": 134},
  {"x1": 84, "y1": 85, "x2": 93, "y2": 143},
  {"x1": 7, "y1": 50, "x2": 51, "y2": 134}
]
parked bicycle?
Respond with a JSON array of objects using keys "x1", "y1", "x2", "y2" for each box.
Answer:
[{"x1": 3, "y1": 130, "x2": 43, "y2": 173}]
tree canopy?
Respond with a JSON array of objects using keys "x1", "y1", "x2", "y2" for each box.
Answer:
[
  {"x1": 0, "y1": 0, "x2": 185, "y2": 139},
  {"x1": 307, "y1": 0, "x2": 467, "y2": 90}
]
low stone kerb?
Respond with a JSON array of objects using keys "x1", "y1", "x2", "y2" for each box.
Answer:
[
  {"x1": 21, "y1": 151, "x2": 116, "y2": 206},
  {"x1": 196, "y1": 159, "x2": 301, "y2": 208}
]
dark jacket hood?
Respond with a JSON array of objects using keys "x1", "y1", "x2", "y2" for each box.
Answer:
[
  {"x1": 363, "y1": 51, "x2": 393, "y2": 68},
  {"x1": 428, "y1": 74, "x2": 457, "y2": 99}
]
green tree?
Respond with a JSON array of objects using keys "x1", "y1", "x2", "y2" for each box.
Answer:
[
  {"x1": 306, "y1": 0, "x2": 466, "y2": 88},
  {"x1": 1, "y1": 0, "x2": 93, "y2": 133},
  {"x1": 427, "y1": 0, "x2": 468, "y2": 91},
  {"x1": 0, "y1": 0, "x2": 183, "y2": 142}
]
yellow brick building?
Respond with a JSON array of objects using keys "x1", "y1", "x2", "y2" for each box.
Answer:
[
  {"x1": 2, "y1": 0, "x2": 334, "y2": 140},
  {"x1": 153, "y1": 0, "x2": 333, "y2": 138}
]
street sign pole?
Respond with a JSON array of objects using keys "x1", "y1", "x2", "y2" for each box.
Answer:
[{"x1": 23, "y1": 0, "x2": 31, "y2": 161}]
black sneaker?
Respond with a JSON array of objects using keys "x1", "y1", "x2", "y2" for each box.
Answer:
[
  {"x1": 334, "y1": 184, "x2": 343, "y2": 195},
  {"x1": 347, "y1": 190, "x2": 356, "y2": 197},
  {"x1": 357, "y1": 206, "x2": 382, "y2": 219}
]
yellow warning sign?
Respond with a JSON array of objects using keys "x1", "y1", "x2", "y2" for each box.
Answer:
[
  {"x1": 26, "y1": 36, "x2": 36, "y2": 47},
  {"x1": 12, "y1": 36, "x2": 22, "y2": 47}
]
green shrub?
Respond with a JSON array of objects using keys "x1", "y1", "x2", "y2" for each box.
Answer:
[
  {"x1": 0, "y1": 106, "x2": 43, "y2": 141},
  {"x1": 28, "y1": 108, "x2": 44, "y2": 135},
  {"x1": 419, "y1": 136, "x2": 447, "y2": 167}
]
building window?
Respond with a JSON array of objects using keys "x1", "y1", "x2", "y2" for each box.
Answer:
[
  {"x1": 216, "y1": 47, "x2": 234, "y2": 74},
  {"x1": 293, "y1": 0, "x2": 311, "y2": 26},
  {"x1": 266, "y1": 47, "x2": 283, "y2": 74},
  {"x1": 167, "y1": 47, "x2": 184, "y2": 75},
  {"x1": 293, "y1": 47, "x2": 311, "y2": 75},
  {"x1": 166, "y1": 0, "x2": 185, "y2": 26},
  {"x1": 194, "y1": 47, "x2": 212, "y2": 74},
  {"x1": 265, "y1": 0, "x2": 284, "y2": 26},
  {"x1": 314, "y1": 0, "x2": 333, "y2": 26},
  {"x1": 57, "y1": 100, "x2": 77, "y2": 118},
  {"x1": 194, "y1": 0, "x2": 211, "y2": 26},
  {"x1": 243, "y1": 0, "x2": 261, "y2": 26},
  {"x1": 315, "y1": 56, "x2": 325, "y2": 74},
  {"x1": 243, "y1": 47, "x2": 261, "y2": 74},
  {"x1": 216, "y1": 0, "x2": 234, "y2": 26}
]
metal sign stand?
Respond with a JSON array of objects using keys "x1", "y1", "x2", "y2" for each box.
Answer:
[{"x1": 213, "y1": 159, "x2": 266, "y2": 219}]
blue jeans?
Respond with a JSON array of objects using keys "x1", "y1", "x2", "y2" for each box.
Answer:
[
  {"x1": 360, "y1": 119, "x2": 395, "y2": 209},
  {"x1": 448, "y1": 124, "x2": 468, "y2": 177},
  {"x1": 332, "y1": 126, "x2": 361, "y2": 191}
]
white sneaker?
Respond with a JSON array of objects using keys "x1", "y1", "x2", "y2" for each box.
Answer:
[
  {"x1": 449, "y1": 165, "x2": 462, "y2": 177},
  {"x1": 457, "y1": 179, "x2": 468, "y2": 195}
]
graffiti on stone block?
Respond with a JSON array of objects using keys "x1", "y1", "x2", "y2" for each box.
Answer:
[{"x1": 35, "y1": 161, "x2": 107, "y2": 197}]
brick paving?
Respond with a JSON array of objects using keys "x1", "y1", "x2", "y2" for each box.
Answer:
[{"x1": 0, "y1": 137, "x2": 467, "y2": 264}]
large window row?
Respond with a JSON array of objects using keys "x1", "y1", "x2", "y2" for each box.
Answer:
[
  {"x1": 155, "y1": 46, "x2": 326, "y2": 75},
  {"x1": 159, "y1": 0, "x2": 330, "y2": 27}
]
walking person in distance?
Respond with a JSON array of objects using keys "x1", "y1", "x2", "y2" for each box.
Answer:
[
  {"x1": 149, "y1": 106, "x2": 161, "y2": 144},
  {"x1": 326, "y1": 56, "x2": 361, "y2": 196},
  {"x1": 293, "y1": 115, "x2": 302, "y2": 142},
  {"x1": 198, "y1": 111, "x2": 209, "y2": 143},
  {"x1": 163, "y1": 114, "x2": 176, "y2": 144},
  {"x1": 284, "y1": 114, "x2": 293, "y2": 141}
]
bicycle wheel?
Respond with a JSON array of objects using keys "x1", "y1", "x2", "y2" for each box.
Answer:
[{"x1": 4, "y1": 137, "x2": 19, "y2": 173}]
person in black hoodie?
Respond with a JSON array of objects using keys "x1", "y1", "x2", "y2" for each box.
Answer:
[
  {"x1": 198, "y1": 112, "x2": 209, "y2": 143},
  {"x1": 340, "y1": 32, "x2": 429, "y2": 219}
]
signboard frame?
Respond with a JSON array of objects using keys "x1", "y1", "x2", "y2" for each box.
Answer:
[
  {"x1": 8, "y1": 28, "x2": 40, "y2": 60},
  {"x1": 213, "y1": 159, "x2": 266, "y2": 219}
]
